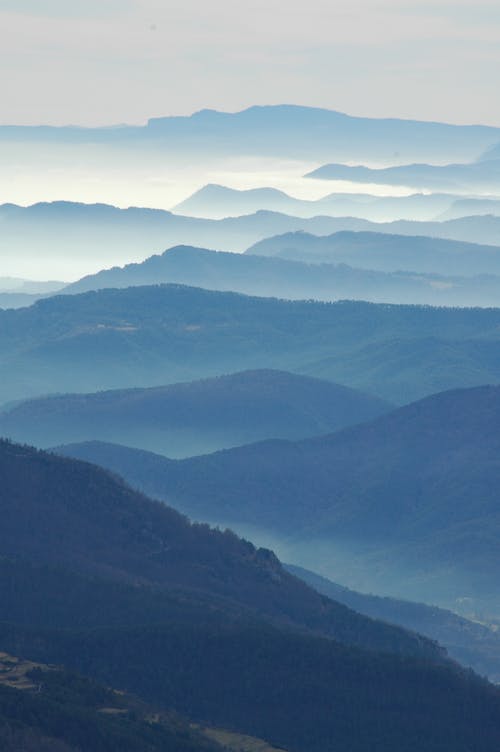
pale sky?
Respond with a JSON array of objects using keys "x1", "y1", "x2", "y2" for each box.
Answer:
[{"x1": 1, "y1": 0, "x2": 499, "y2": 126}]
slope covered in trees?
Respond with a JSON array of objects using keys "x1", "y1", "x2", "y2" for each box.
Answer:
[
  {"x1": 0, "y1": 369, "x2": 390, "y2": 456},
  {"x1": 247, "y1": 230, "x2": 500, "y2": 276},
  {"x1": 4, "y1": 439, "x2": 500, "y2": 750},
  {"x1": 0, "y1": 659, "x2": 217, "y2": 752},
  {"x1": 286, "y1": 564, "x2": 500, "y2": 683},
  {"x1": 62, "y1": 244, "x2": 500, "y2": 308},
  {"x1": 57, "y1": 384, "x2": 500, "y2": 616},
  {"x1": 2, "y1": 284, "x2": 500, "y2": 404}
]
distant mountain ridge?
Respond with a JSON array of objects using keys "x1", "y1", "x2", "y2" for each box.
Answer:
[
  {"x1": 0, "y1": 369, "x2": 391, "y2": 457},
  {"x1": 3, "y1": 284, "x2": 500, "y2": 405},
  {"x1": 5, "y1": 201, "x2": 500, "y2": 278},
  {"x1": 173, "y1": 184, "x2": 459, "y2": 221},
  {"x1": 306, "y1": 159, "x2": 500, "y2": 192},
  {"x1": 247, "y1": 230, "x2": 500, "y2": 276},
  {"x1": 2, "y1": 105, "x2": 499, "y2": 162},
  {"x1": 438, "y1": 197, "x2": 500, "y2": 220},
  {"x1": 0, "y1": 276, "x2": 64, "y2": 310},
  {"x1": 63, "y1": 244, "x2": 500, "y2": 308}
]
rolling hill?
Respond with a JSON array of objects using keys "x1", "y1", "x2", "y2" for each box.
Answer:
[
  {"x1": 247, "y1": 230, "x2": 500, "y2": 276},
  {"x1": 62, "y1": 244, "x2": 500, "y2": 308},
  {"x1": 1, "y1": 438, "x2": 500, "y2": 752},
  {"x1": 0, "y1": 438, "x2": 439, "y2": 656},
  {"x1": 0, "y1": 369, "x2": 390, "y2": 457},
  {"x1": 173, "y1": 184, "x2": 457, "y2": 221},
  {"x1": 438, "y1": 198, "x2": 500, "y2": 221},
  {"x1": 4, "y1": 201, "x2": 500, "y2": 280},
  {"x1": 306, "y1": 159, "x2": 500, "y2": 192},
  {"x1": 55, "y1": 384, "x2": 500, "y2": 617},
  {"x1": 3, "y1": 284, "x2": 500, "y2": 405},
  {"x1": 287, "y1": 564, "x2": 500, "y2": 683}
]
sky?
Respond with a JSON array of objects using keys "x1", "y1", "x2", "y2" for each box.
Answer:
[{"x1": 1, "y1": 0, "x2": 500, "y2": 126}]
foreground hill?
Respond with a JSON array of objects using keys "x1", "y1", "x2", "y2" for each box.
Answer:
[
  {"x1": 247, "y1": 230, "x2": 500, "y2": 276},
  {"x1": 1, "y1": 439, "x2": 500, "y2": 752},
  {"x1": 2, "y1": 284, "x2": 500, "y2": 405},
  {"x1": 287, "y1": 564, "x2": 500, "y2": 683},
  {"x1": 57, "y1": 385, "x2": 500, "y2": 616},
  {"x1": 64, "y1": 244, "x2": 500, "y2": 308},
  {"x1": 0, "y1": 654, "x2": 218, "y2": 752},
  {"x1": 0, "y1": 370, "x2": 390, "y2": 457},
  {"x1": 0, "y1": 439, "x2": 441, "y2": 658}
]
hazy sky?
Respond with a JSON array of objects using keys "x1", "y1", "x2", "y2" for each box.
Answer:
[{"x1": 1, "y1": 0, "x2": 499, "y2": 126}]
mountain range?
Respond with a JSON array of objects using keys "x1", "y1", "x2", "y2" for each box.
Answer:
[
  {"x1": 59, "y1": 242, "x2": 500, "y2": 308},
  {"x1": 55, "y1": 384, "x2": 500, "y2": 618},
  {"x1": 3, "y1": 438, "x2": 499, "y2": 751},
  {"x1": 4, "y1": 101, "x2": 500, "y2": 751},
  {"x1": 5, "y1": 201, "x2": 500, "y2": 279},
  {"x1": 0, "y1": 369, "x2": 390, "y2": 457},
  {"x1": 3, "y1": 105, "x2": 499, "y2": 162},
  {"x1": 3, "y1": 284, "x2": 500, "y2": 405},
  {"x1": 286, "y1": 564, "x2": 500, "y2": 683},
  {"x1": 0, "y1": 276, "x2": 63, "y2": 310},
  {"x1": 306, "y1": 159, "x2": 500, "y2": 192},
  {"x1": 247, "y1": 230, "x2": 500, "y2": 276},
  {"x1": 437, "y1": 197, "x2": 500, "y2": 220},
  {"x1": 173, "y1": 184, "x2": 463, "y2": 221}
]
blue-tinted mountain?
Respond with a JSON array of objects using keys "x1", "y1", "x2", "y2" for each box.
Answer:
[
  {"x1": 0, "y1": 277, "x2": 63, "y2": 294},
  {"x1": 0, "y1": 369, "x2": 390, "y2": 457},
  {"x1": 5, "y1": 201, "x2": 500, "y2": 280},
  {"x1": 3, "y1": 284, "x2": 500, "y2": 405},
  {"x1": 0, "y1": 201, "x2": 372, "y2": 279},
  {"x1": 56, "y1": 384, "x2": 500, "y2": 617},
  {"x1": 437, "y1": 198, "x2": 500, "y2": 220},
  {"x1": 2, "y1": 105, "x2": 499, "y2": 162},
  {"x1": 306, "y1": 159, "x2": 500, "y2": 192},
  {"x1": 2, "y1": 438, "x2": 500, "y2": 752},
  {"x1": 0, "y1": 292, "x2": 47, "y2": 309},
  {"x1": 478, "y1": 141, "x2": 500, "y2": 161},
  {"x1": 62, "y1": 244, "x2": 500, "y2": 308},
  {"x1": 0, "y1": 277, "x2": 64, "y2": 309},
  {"x1": 247, "y1": 230, "x2": 500, "y2": 276},
  {"x1": 1, "y1": 438, "x2": 431, "y2": 653},
  {"x1": 173, "y1": 184, "x2": 456, "y2": 221}
]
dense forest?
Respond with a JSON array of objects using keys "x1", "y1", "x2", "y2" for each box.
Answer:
[
  {"x1": 3, "y1": 283, "x2": 500, "y2": 403},
  {"x1": 1, "y1": 439, "x2": 500, "y2": 751}
]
